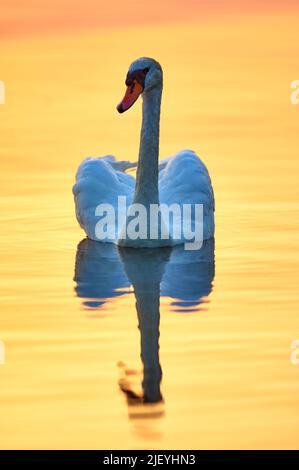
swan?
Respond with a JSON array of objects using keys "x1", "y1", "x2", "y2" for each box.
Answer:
[{"x1": 73, "y1": 57, "x2": 214, "y2": 248}]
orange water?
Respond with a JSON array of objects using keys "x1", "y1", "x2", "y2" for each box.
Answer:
[{"x1": 0, "y1": 13, "x2": 299, "y2": 449}]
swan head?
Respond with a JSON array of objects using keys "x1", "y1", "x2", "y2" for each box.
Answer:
[{"x1": 117, "y1": 57, "x2": 162, "y2": 113}]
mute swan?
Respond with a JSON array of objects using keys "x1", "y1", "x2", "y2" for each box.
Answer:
[{"x1": 73, "y1": 57, "x2": 214, "y2": 247}]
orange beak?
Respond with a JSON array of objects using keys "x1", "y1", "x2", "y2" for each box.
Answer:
[{"x1": 117, "y1": 80, "x2": 143, "y2": 113}]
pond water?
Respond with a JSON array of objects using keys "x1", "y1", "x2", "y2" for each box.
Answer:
[{"x1": 0, "y1": 12, "x2": 298, "y2": 449}]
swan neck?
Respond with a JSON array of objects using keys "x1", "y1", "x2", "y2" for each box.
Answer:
[{"x1": 134, "y1": 85, "x2": 162, "y2": 206}]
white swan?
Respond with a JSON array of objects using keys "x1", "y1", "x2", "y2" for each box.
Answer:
[{"x1": 73, "y1": 57, "x2": 214, "y2": 247}]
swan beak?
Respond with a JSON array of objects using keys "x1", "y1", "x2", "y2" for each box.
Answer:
[{"x1": 117, "y1": 80, "x2": 143, "y2": 113}]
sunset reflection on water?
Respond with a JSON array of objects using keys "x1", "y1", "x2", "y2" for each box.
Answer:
[{"x1": 0, "y1": 2, "x2": 299, "y2": 449}]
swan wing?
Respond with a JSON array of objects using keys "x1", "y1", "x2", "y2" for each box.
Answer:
[
  {"x1": 158, "y1": 150, "x2": 215, "y2": 241},
  {"x1": 98, "y1": 155, "x2": 138, "y2": 172},
  {"x1": 73, "y1": 157, "x2": 135, "y2": 242}
]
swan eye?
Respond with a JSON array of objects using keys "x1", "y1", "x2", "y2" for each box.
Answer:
[{"x1": 125, "y1": 68, "x2": 149, "y2": 89}]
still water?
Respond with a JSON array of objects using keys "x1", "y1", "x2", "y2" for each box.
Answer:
[{"x1": 0, "y1": 13, "x2": 299, "y2": 449}]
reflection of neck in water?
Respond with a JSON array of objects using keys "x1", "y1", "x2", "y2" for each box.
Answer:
[{"x1": 119, "y1": 247, "x2": 171, "y2": 404}]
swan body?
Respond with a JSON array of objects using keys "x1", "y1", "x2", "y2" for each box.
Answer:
[{"x1": 73, "y1": 58, "x2": 214, "y2": 247}]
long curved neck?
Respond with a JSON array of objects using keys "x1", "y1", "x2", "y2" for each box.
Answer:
[{"x1": 133, "y1": 85, "x2": 162, "y2": 207}]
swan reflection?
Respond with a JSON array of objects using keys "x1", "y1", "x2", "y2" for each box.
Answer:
[
  {"x1": 74, "y1": 239, "x2": 131, "y2": 309},
  {"x1": 74, "y1": 238, "x2": 214, "y2": 312},
  {"x1": 74, "y1": 239, "x2": 214, "y2": 435}
]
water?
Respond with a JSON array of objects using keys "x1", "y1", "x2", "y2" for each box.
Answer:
[{"x1": 0, "y1": 13, "x2": 299, "y2": 449}]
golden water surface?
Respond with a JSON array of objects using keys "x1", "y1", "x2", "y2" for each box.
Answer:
[{"x1": 0, "y1": 11, "x2": 299, "y2": 449}]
